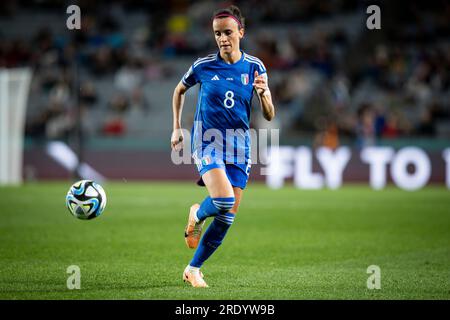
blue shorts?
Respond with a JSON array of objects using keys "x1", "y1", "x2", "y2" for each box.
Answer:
[{"x1": 194, "y1": 155, "x2": 251, "y2": 189}]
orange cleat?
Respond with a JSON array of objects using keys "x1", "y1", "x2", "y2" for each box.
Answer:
[
  {"x1": 184, "y1": 204, "x2": 205, "y2": 249},
  {"x1": 183, "y1": 265, "x2": 208, "y2": 288}
]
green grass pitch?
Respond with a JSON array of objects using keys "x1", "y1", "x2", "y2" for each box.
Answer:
[{"x1": 0, "y1": 181, "x2": 449, "y2": 299}]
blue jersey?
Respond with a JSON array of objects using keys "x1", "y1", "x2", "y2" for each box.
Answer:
[{"x1": 182, "y1": 51, "x2": 267, "y2": 171}]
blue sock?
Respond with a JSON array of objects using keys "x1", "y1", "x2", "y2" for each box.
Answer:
[
  {"x1": 190, "y1": 213, "x2": 235, "y2": 268},
  {"x1": 196, "y1": 196, "x2": 235, "y2": 221}
]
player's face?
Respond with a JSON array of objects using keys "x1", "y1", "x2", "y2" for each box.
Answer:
[{"x1": 213, "y1": 17, "x2": 244, "y2": 55}]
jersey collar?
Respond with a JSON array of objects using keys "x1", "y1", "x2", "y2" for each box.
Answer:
[{"x1": 217, "y1": 50, "x2": 245, "y2": 66}]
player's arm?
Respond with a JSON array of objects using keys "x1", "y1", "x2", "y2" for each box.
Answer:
[
  {"x1": 253, "y1": 71, "x2": 275, "y2": 121},
  {"x1": 171, "y1": 81, "x2": 189, "y2": 151}
]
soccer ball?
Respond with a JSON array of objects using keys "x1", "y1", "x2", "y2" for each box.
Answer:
[{"x1": 66, "y1": 180, "x2": 107, "y2": 220}]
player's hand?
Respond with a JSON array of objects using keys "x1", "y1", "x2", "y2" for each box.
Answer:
[
  {"x1": 252, "y1": 71, "x2": 269, "y2": 96},
  {"x1": 171, "y1": 128, "x2": 184, "y2": 151}
]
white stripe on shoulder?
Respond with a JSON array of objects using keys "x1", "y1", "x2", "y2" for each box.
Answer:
[
  {"x1": 193, "y1": 54, "x2": 217, "y2": 68},
  {"x1": 193, "y1": 58, "x2": 216, "y2": 69},
  {"x1": 195, "y1": 53, "x2": 216, "y2": 61},
  {"x1": 244, "y1": 54, "x2": 265, "y2": 65},
  {"x1": 244, "y1": 55, "x2": 263, "y2": 63},
  {"x1": 244, "y1": 54, "x2": 266, "y2": 71},
  {"x1": 193, "y1": 57, "x2": 216, "y2": 68},
  {"x1": 244, "y1": 58, "x2": 266, "y2": 72}
]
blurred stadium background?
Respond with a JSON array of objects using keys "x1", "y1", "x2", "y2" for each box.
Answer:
[
  {"x1": 0, "y1": 0, "x2": 448, "y2": 184},
  {"x1": 0, "y1": 0, "x2": 449, "y2": 300}
]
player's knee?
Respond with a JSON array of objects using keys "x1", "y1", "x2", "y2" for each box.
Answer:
[{"x1": 211, "y1": 197, "x2": 235, "y2": 213}]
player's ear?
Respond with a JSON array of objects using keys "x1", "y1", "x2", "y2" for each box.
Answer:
[{"x1": 239, "y1": 28, "x2": 244, "y2": 39}]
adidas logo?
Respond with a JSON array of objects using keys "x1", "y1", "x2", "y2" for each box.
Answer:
[{"x1": 211, "y1": 75, "x2": 220, "y2": 80}]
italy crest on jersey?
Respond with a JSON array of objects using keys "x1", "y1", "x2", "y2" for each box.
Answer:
[{"x1": 241, "y1": 73, "x2": 249, "y2": 85}]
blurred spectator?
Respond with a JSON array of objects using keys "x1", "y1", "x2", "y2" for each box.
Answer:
[
  {"x1": 129, "y1": 87, "x2": 150, "y2": 114},
  {"x1": 382, "y1": 112, "x2": 401, "y2": 139},
  {"x1": 102, "y1": 116, "x2": 126, "y2": 136},
  {"x1": 80, "y1": 81, "x2": 98, "y2": 106},
  {"x1": 313, "y1": 117, "x2": 340, "y2": 150},
  {"x1": 416, "y1": 109, "x2": 436, "y2": 137},
  {"x1": 114, "y1": 59, "x2": 143, "y2": 93},
  {"x1": 108, "y1": 93, "x2": 129, "y2": 114},
  {"x1": 49, "y1": 80, "x2": 71, "y2": 106},
  {"x1": 45, "y1": 101, "x2": 73, "y2": 139},
  {"x1": 355, "y1": 104, "x2": 376, "y2": 148}
]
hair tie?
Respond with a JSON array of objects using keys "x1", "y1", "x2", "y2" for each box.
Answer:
[{"x1": 213, "y1": 13, "x2": 243, "y2": 29}]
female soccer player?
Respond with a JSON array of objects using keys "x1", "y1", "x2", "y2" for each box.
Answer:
[{"x1": 171, "y1": 5, "x2": 275, "y2": 287}]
